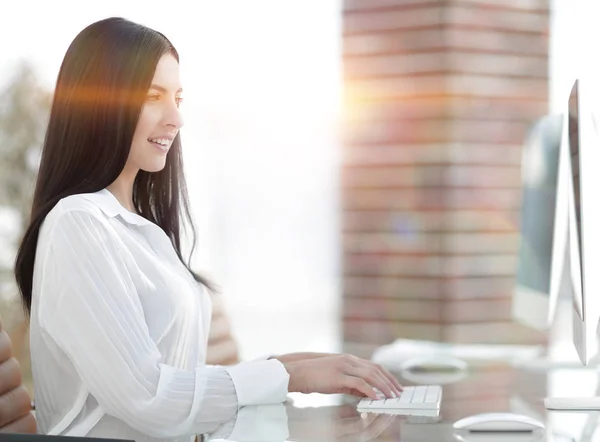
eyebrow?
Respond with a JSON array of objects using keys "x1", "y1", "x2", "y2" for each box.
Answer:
[{"x1": 149, "y1": 84, "x2": 183, "y2": 94}]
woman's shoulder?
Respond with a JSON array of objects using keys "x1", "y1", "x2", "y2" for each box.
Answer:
[{"x1": 44, "y1": 191, "x2": 111, "y2": 234}]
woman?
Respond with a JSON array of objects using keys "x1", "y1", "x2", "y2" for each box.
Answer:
[{"x1": 14, "y1": 17, "x2": 402, "y2": 441}]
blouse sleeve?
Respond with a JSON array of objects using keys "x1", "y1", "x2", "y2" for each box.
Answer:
[{"x1": 36, "y1": 207, "x2": 289, "y2": 438}]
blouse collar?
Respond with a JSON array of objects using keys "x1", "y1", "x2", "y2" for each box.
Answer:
[{"x1": 79, "y1": 189, "x2": 154, "y2": 227}]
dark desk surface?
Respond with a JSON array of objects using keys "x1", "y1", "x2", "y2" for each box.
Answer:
[{"x1": 205, "y1": 361, "x2": 600, "y2": 441}]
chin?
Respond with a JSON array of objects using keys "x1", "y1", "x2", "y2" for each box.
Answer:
[{"x1": 141, "y1": 160, "x2": 168, "y2": 173}]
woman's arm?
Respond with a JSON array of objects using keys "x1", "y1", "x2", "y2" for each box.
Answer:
[{"x1": 37, "y1": 207, "x2": 288, "y2": 438}]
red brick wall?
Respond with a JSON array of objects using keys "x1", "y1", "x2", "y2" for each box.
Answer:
[{"x1": 341, "y1": 0, "x2": 549, "y2": 357}]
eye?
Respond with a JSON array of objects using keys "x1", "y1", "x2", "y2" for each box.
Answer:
[
  {"x1": 176, "y1": 96, "x2": 184, "y2": 107},
  {"x1": 147, "y1": 94, "x2": 161, "y2": 101}
]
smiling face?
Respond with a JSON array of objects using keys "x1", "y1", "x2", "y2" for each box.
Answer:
[{"x1": 127, "y1": 53, "x2": 184, "y2": 173}]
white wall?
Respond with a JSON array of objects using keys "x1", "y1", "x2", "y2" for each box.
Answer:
[
  {"x1": 0, "y1": 1, "x2": 342, "y2": 359},
  {"x1": 550, "y1": 0, "x2": 600, "y2": 114},
  {"x1": 187, "y1": 2, "x2": 343, "y2": 358}
]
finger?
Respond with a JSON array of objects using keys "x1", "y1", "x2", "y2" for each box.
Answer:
[
  {"x1": 353, "y1": 359, "x2": 402, "y2": 395},
  {"x1": 0, "y1": 358, "x2": 22, "y2": 396},
  {"x1": 376, "y1": 365, "x2": 403, "y2": 393},
  {"x1": 0, "y1": 386, "x2": 33, "y2": 427},
  {"x1": 347, "y1": 365, "x2": 396, "y2": 398},
  {"x1": 347, "y1": 388, "x2": 371, "y2": 399},
  {"x1": 344, "y1": 376, "x2": 378, "y2": 400},
  {"x1": 0, "y1": 412, "x2": 37, "y2": 434}
]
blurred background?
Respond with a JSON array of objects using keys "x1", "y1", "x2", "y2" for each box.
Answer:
[{"x1": 0, "y1": 0, "x2": 595, "y2": 405}]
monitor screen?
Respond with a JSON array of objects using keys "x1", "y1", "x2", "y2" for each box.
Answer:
[
  {"x1": 568, "y1": 80, "x2": 584, "y2": 299},
  {"x1": 515, "y1": 116, "x2": 562, "y2": 297},
  {"x1": 512, "y1": 114, "x2": 563, "y2": 331}
]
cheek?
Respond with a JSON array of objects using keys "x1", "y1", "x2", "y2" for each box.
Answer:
[
  {"x1": 134, "y1": 107, "x2": 157, "y2": 141},
  {"x1": 128, "y1": 109, "x2": 158, "y2": 165}
]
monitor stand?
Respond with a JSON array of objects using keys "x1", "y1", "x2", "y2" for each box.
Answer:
[
  {"x1": 543, "y1": 340, "x2": 600, "y2": 410},
  {"x1": 515, "y1": 307, "x2": 600, "y2": 410},
  {"x1": 545, "y1": 368, "x2": 600, "y2": 410},
  {"x1": 514, "y1": 296, "x2": 600, "y2": 372},
  {"x1": 545, "y1": 396, "x2": 600, "y2": 410}
]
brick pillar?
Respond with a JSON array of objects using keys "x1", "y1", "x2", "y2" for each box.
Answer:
[{"x1": 341, "y1": 0, "x2": 550, "y2": 357}]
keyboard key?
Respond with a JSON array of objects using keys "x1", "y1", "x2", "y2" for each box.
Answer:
[
  {"x1": 398, "y1": 388, "x2": 414, "y2": 403},
  {"x1": 412, "y1": 386, "x2": 427, "y2": 403},
  {"x1": 425, "y1": 386, "x2": 441, "y2": 403}
]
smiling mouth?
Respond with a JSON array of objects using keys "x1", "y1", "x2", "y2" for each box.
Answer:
[{"x1": 148, "y1": 138, "x2": 170, "y2": 152}]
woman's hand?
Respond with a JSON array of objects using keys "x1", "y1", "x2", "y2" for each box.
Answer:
[
  {"x1": 0, "y1": 326, "x2": 36, "y2": 434},
  {"x1": 282, "y1": 354, "x2": 403, "y2": 400}
]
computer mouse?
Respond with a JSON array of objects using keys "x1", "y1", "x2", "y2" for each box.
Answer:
[{"x1": 453, "y1": 412, "x2": 545, "y2": 432}]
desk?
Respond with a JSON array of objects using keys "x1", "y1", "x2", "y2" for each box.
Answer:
[{"x1": 204, "y1": 363, "x2": 600, "y2": 441}]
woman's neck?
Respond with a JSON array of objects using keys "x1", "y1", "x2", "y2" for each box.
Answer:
[{"x1": 107, "y1": 168, "x2": 138, "y2": 213}]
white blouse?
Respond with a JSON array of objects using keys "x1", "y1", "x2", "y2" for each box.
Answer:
[{"x1": 29, "y1": 189, "x2": 290, "y2": 441}]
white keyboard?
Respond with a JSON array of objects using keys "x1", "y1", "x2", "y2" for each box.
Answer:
[{"x1": 357, "y1": 385, "x2": 442, "y2": 412}]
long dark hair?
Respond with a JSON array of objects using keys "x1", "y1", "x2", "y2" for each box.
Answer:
[{"x1": 14, "y1": 17, "x2": 214, "y2": 315}]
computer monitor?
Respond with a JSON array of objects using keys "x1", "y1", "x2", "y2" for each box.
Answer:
[
  {"x1": 544, "y1": 79, "x2": 600, "y2": 410},
  {"x1": 513, "y1": 78, "x2": 600, "y2": 368},
  {"x1": 512, "y1": 114, "x2": 563, "y2": 331},
  {"x1": 509, "y1": 79, "x2": 600, "y2": 410},
  {"x1": 562, "y1": 78, "x2": 600, "y2": 367}
]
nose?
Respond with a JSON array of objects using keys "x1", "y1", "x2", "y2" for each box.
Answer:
[{"x1": 165, "y1": 100, "x2": 184, "y2": 130}]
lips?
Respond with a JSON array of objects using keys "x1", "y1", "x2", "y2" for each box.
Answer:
[
  {"x1": 148, "y1": 137, "x2": 170, "y2": 146},
  {"x1": 148, "y1": 138, "x2": 170, "y2": 153},
  {"x1": 147, "y1": 134, "x2": 175, "y2": 153}
]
